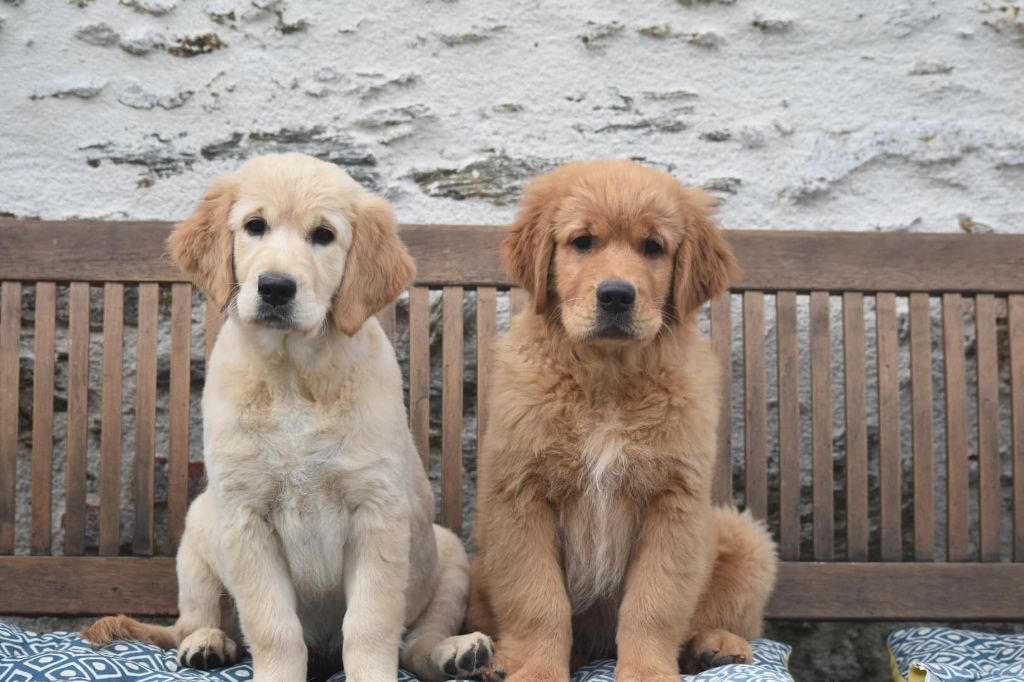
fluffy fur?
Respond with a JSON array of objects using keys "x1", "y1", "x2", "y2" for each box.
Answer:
[
  {"x1": 468, "y1": 160, "x2": 778, "y2": 682},
  {"x1": 82, "y1": 153, "x2": 492, "y2": 682}
]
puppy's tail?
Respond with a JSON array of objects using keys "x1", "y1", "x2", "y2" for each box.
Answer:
[{"x1": 81, "y1": 614, "x2": 177, "y2": 649}]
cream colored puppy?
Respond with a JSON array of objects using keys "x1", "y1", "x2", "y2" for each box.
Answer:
[{"x1": 82, "y1": 153, "x2": 492, "y2": 682}]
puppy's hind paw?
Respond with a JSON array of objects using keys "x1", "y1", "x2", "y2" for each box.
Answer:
[
  {"x1": 431, "y1": 632, "x2": 495, "y2": 678},
  {"x1": 177, "y1": 628, "x2": 238, "y2": 670}
]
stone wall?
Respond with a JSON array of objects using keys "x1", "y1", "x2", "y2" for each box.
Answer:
[{"x1": 1, "y1": 1, "x2": 1023, "y2": 679}]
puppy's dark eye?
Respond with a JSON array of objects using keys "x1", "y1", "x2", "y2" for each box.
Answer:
[
  {"x1": 311, "y1": 226, "x2": 335, "y2": 246},
  {"x1": 643, "y1": 239, "x2": 664, "y2": 257},
  {"x1": 572, "y1": 235, "x2": 594, "y2": 252},
  {"x1": 244, "y1": 217, "x2": 267, "y2": 237}
]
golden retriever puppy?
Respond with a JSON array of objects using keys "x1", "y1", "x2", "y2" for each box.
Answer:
[
  {"x1": 82, "y1": 153, "x2": 492, "y2": 682},
  {"x1": 468, "y1": 160, "x2": 778, "y2": 682}
]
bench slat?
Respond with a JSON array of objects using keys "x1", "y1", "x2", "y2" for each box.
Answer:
[
  {"x1": 476, "y1": 288, "x2": 497, "y2": 455},
  {"x1": 3, "y1": 557, "x2": 1022, "y2": 621},
  {"x1": 776, "y1": 292, "x2": 800, "y2": 561},
  {"x1": 441, "y1": 287, "x2": 464, "y2": 533},
  {"x1": 409, "y1": 287, "x2": 430, "y2": 472},
  {"x1": 65, "y1": 283, "x2": 90, "y2": 556},
  {"x1": 909, "y1": 293, "x2": 935, "y2": 561},
  {"x1": 510, "y1": 288, "x2": 528, "y2": 317},
  {"x1": 30, "y1": 283, "x2": 56, "y2": 555},
  {"x1": 133, "y1": 284, "x2": 159, "y2": 556},
  {"x1": 4, "y1": 221, "x2": 1024, "y2": 294},
  {"x1": 975, "y1": 294, "x2": 1001, "y2": 562},
  {"x1": 810, "y1": 292, "x2": 833, "y2": 561},
  {"x1": 943, "y1": 294, "x2": 970, "y2": 561},
  {"x1": 876, "y1": 293, "x2": 902, "y2": 561},
  {"x1": 99, "y1": 284, "x2": 124, "y2": 557},
  {"x1": 843, "y1": 292, "x2": 869, "y2": 561},
  {"x1": 168, "y1": 284, "x2": 191, "y2": 551},
  {"x1": 1011, "y1": 295, "x2": 1024, "y2": 562},
  {"x1": 0, "y1": 282, "x2": 21, "y2": 554},
  {"x1": 710, "y1": 294, "x2": 733, "y2": 506},
  {"x1": 743, "y1": 292, "x2": 767, "y2": 520}
]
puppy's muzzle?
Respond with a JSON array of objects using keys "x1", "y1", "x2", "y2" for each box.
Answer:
[
  {"x1": 255, "y1": 272, "x2": 297, "y2": 327},
  {"x1": 596, "y1": 280, "x2": 635, "y2": 315}
]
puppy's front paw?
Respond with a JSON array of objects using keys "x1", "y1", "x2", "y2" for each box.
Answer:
[
  {"x1": 177, "y1": 627, "x2": 238, "y2": 670},
  {"x1": 431, "y1": 632, "x2": 494, "y2": 678},
  {"x1": 683, "y1": 628, "x2": 753, "y2": 673}
]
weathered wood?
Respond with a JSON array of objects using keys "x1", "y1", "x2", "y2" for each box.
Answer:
[
  {"x1": 1011, "y1": 295, "x2": 1024, "y2": 562},
  {"x1": 975, "y1": 294, "x2": 1001, "y2": 562},
  {"x1": 743, "y1": 292, "x2": 767, "y2": 519},
  {"x1": 776, "y1": 292, "x2": 800, "y2": 561},
  {"x1": 30, "y1": 284, "x2": 56, "y2": 555},
  {"x1": 409, "y1": 287, "x2": 430, "y2": 472},
  {"x1": 943, "y1": 294, "x2": 970, "y2": 562},
  {"x1": 876, "y1": 293, "x2": 902, "y2": 561},
  {"x1": 133, "y1": 284, "x2": 159, "y2": 556},
  {"x1": 843, "y1": 292, "x2": 869, "y2": 562},
  {"x1": 4, "y1": 220, "x2": 1024, "y2": 293},
  {"x1": 442, "y1": 287, "x2": 464, "y2": 532},
  {"x1": 2, "y1": 557, "x2": 1022, "y2": 621},
  {"x1": 99, "y1": 284, "x2": 124, "y2": 557},
  {"x1": 476, "y1": 288, "x2": 497, "y2": 453},
  {"x1": 909, "y1": 293, "x2": 935, "y2": 561},
  {"x1": 710, "y1": 294, "x2": 733, "y2": 506},
  {"x1": 767, "y1": 562, "x2": 1024, "y2": 621},
  {"x1": 810, "y1": 292, "x2": 833, "y2": 561},
  {"x1": 168, "y1": 284, "x2": 191, "y2": 551},
  {"x1": 65, "y1": 283, "x2": 90, "y2": 556},
  {"x1": 0, "y1": 282, "x2": 21, "y2": 554}
]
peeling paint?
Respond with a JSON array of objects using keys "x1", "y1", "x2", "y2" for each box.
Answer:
[
  {"x1": 437, "y1": 24, "x2": 505, "y2": 46},
  {"x1": 702, "y1": 176, "x2": 742, "y2": 194},
  {"x1": 579, "y1": 21, "x2": 624, "y2": 49},
  {"x1": 751, "y1": 15, "x2": 794, "y2": 33},
  {"x1": 116, "y1": 82, "x2": 192, "y2": 110},
  {"x1": 701, "y1": 129, "x2": 732, "y2": 142},
  {"x1": 909, "y1": 59, "x2": 953, "y2": 75},
  {"x1": 120, "y1": 27, "x2": 167, "y2": 55},
  {"x1": 31, "y1": 76, "x2": 107, "y2": 100},
  {"x1": 74, "y1": 22, "x2": 118, "y2": 47},
  {"x1": 119, "y1": 0, "x2": 176, "y2": 16},
  {"x1": 687, "y1": 31, "x2": 725, "y2": 48},
  {"x1": 639, "y1": 24, "x2": 673, "y2": 39}
]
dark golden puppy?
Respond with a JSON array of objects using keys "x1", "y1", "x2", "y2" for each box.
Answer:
[{"x1": 469, "y1": 160, "x2": 778, "y2": 682}]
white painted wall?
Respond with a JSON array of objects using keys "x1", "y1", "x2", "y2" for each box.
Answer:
[{"x1": 1, "y1": 0, "x2": 1021, "y2": 232}]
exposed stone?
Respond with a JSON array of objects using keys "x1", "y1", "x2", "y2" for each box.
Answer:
[
  {"x1": 167, "y1": 32, "x2": 226, "y2": 57},
  {"x1": 589, "y1": 109, "x2": 690, "y2": 134},
  {"x1": 751, "y1": 15, "x2": 794, "y2": 33},
  {"x1": 119, "y1": 27, "x2": 166, "y2": 55},
  {"x1": 81, "y1": 134, "x2": 199, "y2": 177},
  {"x1": 411, "y1": 152, "x2": 556, "y2": 205},
  {"x1": 491, "y1": 103, "x2": 523, "y2": 113},
  {"x1": 116, "y1": 82, "x2": 193, "y2": 110},
  {"x1": 74, "y1": 22, "x2": 118, "y2": 47},
  {"x1": 437, "y1": 24, "x2": 506, "y2": 46},
  {"x1": 739, "y1": 125, "x2": 768, "y2": 148},
  {"x1": 687, "y1": 31, "x2": 725, "y2": 47},
  {"x1": 578, "y1": 21, "x2": 624, "y2": 49},
  {"x1": 642, "y1": 89, "x2": 700, "y2": 100},
  {"x1": 701, "y1": 129, "x2": 732, "y2": 142},
  {"x1": 909, "y1": 58, "x2": 954, "y2": 75},
  {"x1": 354, "y1": 104, "x2": 432, "y2": 129},
  {"x1": 119, "y1": 0, "x2": 176, "y2": 15},
  {"x1": 30, "y1": 76, "x2": 107, "y2": 100},
  {"x1": 638, "y1": 24, "x2": 673, "y2": 39},
  {"x1": 345, "y1": 71, "x2": 418, "y2": 100},
  {"x1": 702, "y1": 176, "x2": 742, "y2": 194}
]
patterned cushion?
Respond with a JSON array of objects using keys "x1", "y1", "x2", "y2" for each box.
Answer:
[
  {"x1": 0, "y1": 621, "x2": 791, "y2": 681},
  {"x1": 887, "y1": 627, "x2": 1024, "y2": 682}
]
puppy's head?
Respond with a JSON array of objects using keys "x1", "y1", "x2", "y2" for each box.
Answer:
[
  {"x1": 502, "y1": 160, "x2": 737, "y2": 344},
  {"x1": 168, "y1": 153, "x2": 414, "y2": 336}
]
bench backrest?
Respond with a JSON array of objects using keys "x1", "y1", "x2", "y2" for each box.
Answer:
[{"x1": 1, "y1": 219, "x2": 1022, "y2": 620}]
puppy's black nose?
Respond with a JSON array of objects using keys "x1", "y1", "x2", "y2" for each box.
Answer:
[
  {"x1": 257, "y1": 273, "x2": 297, "y2": 306},
  {"x1": 596, "y1": 280, "x2": 636, "y2": 314}
]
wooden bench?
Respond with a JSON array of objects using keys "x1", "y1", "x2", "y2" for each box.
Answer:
[{"x1": 0, "y1": 219, "x2": 1022, "y2": 622}]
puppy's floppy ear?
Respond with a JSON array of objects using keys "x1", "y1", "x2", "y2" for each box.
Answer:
[
  {"x1": 332, "y1": 193, "x2": 416, "y2": 336},
  {"x1": 672, "y1": 187, "x2": 740, "y2": 321},
  {"x1": 167, "y1": 177, "x2": 238, "y2": 311},
  {"x1": 502, "y1": 174, "x2": 558, "y2": 314}
]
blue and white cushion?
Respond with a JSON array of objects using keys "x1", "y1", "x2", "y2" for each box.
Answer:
[
  {"x1": 0, "y1": 621, "x2": 792, "y2": 681},
  {"x1": 887, "y1": 627, "x2": 1024, "y2": 682}
]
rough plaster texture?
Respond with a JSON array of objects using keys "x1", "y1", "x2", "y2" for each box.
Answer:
[{"x1": 1, "y1": 1, "x2": 1022, "y2": 680}]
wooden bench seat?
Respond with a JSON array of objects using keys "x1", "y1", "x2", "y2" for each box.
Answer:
[{"x1": 0, "y1": 219, "x2": 1022, "y2": 622}]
